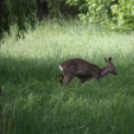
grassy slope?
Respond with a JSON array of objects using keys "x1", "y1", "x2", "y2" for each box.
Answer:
[{"x1": 1, "y1": 19, "x2": 134, "y2": 134}]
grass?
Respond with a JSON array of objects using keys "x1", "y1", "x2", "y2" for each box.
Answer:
[{"x1": 1, "y1": 19, "x2": 134, "y2": 134}]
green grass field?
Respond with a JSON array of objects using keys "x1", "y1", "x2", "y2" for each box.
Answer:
[{"x1": 1, "y1": 19, "x2": 134, "y2": 134}]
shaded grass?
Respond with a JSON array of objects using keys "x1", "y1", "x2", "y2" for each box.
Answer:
[{"x1": 1, "y1": 19, "x2": 134, "y2": 134}]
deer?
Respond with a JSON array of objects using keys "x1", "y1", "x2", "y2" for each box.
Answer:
[{"x1": 57, "y1": 57, "x2": 117, "y2": 87}]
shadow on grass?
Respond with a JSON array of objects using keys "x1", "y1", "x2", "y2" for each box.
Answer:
[
  {"x1": 0, "y1": 54, "x2": 134, "y2": 98},
  {"x1": 1, "y1": 55, "x2": 134, "y2": 134},
  {"x1": 0, "y1": 56, "x2": 61, "y2": 85}
]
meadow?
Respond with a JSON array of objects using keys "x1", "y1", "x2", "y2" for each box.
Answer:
[{"x1": 1, "y1": 19, "x2": 134, "y2": 134}]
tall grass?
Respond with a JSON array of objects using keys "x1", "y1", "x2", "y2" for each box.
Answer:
[{"x1": 1, "y1": 19, "x2": 134, "y2": 134}]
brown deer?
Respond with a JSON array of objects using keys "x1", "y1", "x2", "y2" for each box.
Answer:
[{"x1": 57, "y1": 57, "x2": 117, "y2": 86}]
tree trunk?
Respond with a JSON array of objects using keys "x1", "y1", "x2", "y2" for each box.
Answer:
[{"x1": 36, "y1": 0, "x2": 48, "y2": 19}]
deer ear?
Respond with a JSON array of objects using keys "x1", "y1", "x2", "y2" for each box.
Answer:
[
  {"x1": 104, "y1": 57, "x2": 107, "y2": 63},
  {"x1": 108, "y1": 57, "x2": 112, "y2": 62}
]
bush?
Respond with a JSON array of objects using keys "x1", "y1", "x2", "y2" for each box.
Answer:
[
  {"x1": 66, "y1": 0, "x2": 134, "y2": 31},
  {"x1": 111, "y1": 0, "x2": 134, "y2": 30}
]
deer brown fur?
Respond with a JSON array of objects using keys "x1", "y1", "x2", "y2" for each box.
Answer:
[{"x1": 57, "y1": 57, "x2": 117, "y2": 87}]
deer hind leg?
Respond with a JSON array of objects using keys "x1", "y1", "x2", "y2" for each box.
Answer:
[
  {"x1": 62, "y1": 65, "x2": 75, "y2": 86},
  {"x1": 57, "y1": 74, "x2": 64, "y2": 85},
  {"x1": 63, "y1": 76, "x2": 73, "y2": 87}
]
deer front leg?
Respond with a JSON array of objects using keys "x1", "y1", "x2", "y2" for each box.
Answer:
[
  {"x1": 77, "y1": 74, "x2": 91, "y2": 83},
  {"x1": 93, "y1": 74, "x2": 100, "y2": 80},
  {"x1": 63, "y1": 76, "x2": 73, "y2": 87}
]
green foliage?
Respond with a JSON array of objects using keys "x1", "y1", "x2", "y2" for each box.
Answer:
[
  {"x1": 12, "y1": 0, "x2": 36, "y2": 28},
  {"x1": 0, "y1": 0, "x2": 37, "y2": 38},
  {"x1": 0, "y1": 0, "x2": 79, "y2": 38},
  {"x1": 66, "y1": 0, "x2": 134, "y2": 31},
  {"x1": 1, "y1": 0, "x2": 134, "y2": 38},
  {"x1": 66, "y1": 0, "x2": 116, "y2": 22},
  {"x1": 111, "y1": 0, "x2": 134, "y2": 30},
  {"x1": 47, "y1": 0, "x2": 64, "y2": 16},
  {"x1": 0, "y1": 0, "x2": 10, "y2": 38},
  {"x1": 47, "y1": 0, "x2": 78, "y2": 17},
  {"x1": 1, "y1": 19, "x2": 134, "y2": 134}
]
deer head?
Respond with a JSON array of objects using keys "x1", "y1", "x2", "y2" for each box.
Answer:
[{"x1": 103, "y1": 57, "x2": 117, "y2": 76}]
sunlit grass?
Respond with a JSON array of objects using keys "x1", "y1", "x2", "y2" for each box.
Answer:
[{"x1": 1, "y1": 19, "x2": 134, "y2": 134}]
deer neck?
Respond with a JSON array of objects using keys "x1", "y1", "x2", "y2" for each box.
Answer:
[{"x1": 100, "y1": 67, "x2": 110, "y2": 77}]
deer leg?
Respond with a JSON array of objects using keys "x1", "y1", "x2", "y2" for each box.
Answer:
[
  {"x1": 57, "y1": 74, "x2": 64, "y2": 85},
  {"x1": 63, "y1": 76, "x2": 73, "y2": 86},
  {"x1": 93, "y1": 75, "x2": 100, "y2": 80},
  {"x1": 79, "y1": 78, "x2": 86, "y2": 83}
]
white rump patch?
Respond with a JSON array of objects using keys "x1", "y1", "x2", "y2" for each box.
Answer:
[{"x1": 59, "y1": 65, "x2": 63, "y2": 72}]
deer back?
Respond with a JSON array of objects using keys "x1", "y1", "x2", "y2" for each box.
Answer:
[{"x1": 60, "y1": 58, "x2": 101, "y2": 78}]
